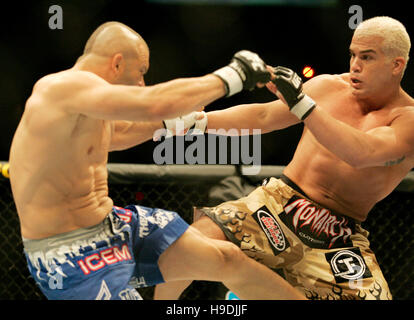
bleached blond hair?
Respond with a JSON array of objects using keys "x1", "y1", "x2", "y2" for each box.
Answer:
[{"x1": 354, "y1": 16, "x2": 411, "y2": 65}]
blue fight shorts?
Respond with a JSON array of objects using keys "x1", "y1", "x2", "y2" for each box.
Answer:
[{"x1": 23, "y1": 205, "x2": 189, "y2": 300}]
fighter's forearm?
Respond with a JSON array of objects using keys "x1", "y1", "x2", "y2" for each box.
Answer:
[
  {"x1": 206, "y1": 105, "x2": 266, "y2": 136},
  {"x1": 206, "y1": 101, "x2": 299, "y2": 136},
  {"x1": 147, "y1": 75, "x2": 226, "y2": 121},
  {"x1": 303, "y1": 106, "x2": 392, "y2": 168},
  {"x1": 147, "y1": 50, "x2": 272, "y2": 122}
]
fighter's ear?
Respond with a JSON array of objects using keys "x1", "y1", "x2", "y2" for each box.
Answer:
[
  {"x1": 392, "y1": 56, "x2": 406, "y2": 76},
  {"x1": 111, "y1": 53, "x2": 124, "y2": 74}
]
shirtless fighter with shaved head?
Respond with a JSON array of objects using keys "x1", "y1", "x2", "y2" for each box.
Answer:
[
  {"x1": 9, "y1": 22, "x2": 305, "y2": 300},
  {"x1": 155, "y1": 16, "x2": 414, "y2": 300}
]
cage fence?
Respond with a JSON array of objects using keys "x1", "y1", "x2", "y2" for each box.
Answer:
[{"x1": 0, "y1": 164, "x2": 412, "y2": 300}]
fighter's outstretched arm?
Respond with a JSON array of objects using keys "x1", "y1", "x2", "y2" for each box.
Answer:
[
  {"x1": 109, "y1": 110, "x2": 209, "y2": 151},
  {"x1": 195, "y1": 71, "x2": 329, "y2": 136},
  {"x1": 108, "y1": 96, "x2": 300, "y2": 150},
  {"x1": 205, "y1": 99, "x2": 300, "y2": 135},
  {"x1": 197, "y1": 67, "x2": 332, "y2": 136},
  {"x1": 51, "y1": 70, "x2": 225, "y2": 122},
  {"x1": 269, "y1": 67, "x2": 414, "y2": 169},
  {"x1": 44, "y1": 50, "x2": 271, "y2": 124}
]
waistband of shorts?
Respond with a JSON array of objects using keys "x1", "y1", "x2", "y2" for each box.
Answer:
[
  {"x1": 22, "y1": 214, "x2": 112, "y2": 253},
  {"x1": 280, "y1": 174, "x2": 310, "y2": 198},
  {"x1": 275, "y1": 174, "x2": 358, "y2": 225}
]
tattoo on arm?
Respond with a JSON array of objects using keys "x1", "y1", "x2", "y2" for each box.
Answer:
[{"x1": 384, "y1": 156, "x2": 406, "y2": 167}]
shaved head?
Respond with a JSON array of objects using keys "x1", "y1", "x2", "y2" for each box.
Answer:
[
  {"x1": 76, "y1": 22, "x2": 150, "y2": 86},
  {"x1": 80, "y1": 21, "x2": 147, "y2": 60}
]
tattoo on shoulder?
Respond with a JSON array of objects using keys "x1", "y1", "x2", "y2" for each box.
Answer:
[{"x1": 385, "y1": 156, "x2": 406, "y2": 167}]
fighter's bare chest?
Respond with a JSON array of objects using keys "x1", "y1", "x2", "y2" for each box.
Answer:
[
  {"x1": 72, "y1": 117, "x2": 112, "y2": 161},
  {"x1": 318, "y1": 93, "x2": 392, "y2": 131}
]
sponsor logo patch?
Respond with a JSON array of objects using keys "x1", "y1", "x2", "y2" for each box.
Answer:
[
  {"x1": 325, "y1": 247, "x2": 372, "y2": 283},
  {"x1": 253, "y1": 206, "x2": 289, "y2": 255},
  {"x1": 279, "y1": 195, "x2": 354, "y2": 249}
]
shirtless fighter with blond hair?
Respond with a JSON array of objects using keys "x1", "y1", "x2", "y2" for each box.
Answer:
[
  {"x1": 9, "y1": 21, "x2": 305, "y2": 300},
  {"x1": 155, "y1": 16, "x2": 414, "y2": 300}
]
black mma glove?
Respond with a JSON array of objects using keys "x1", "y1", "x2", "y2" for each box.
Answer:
[
  {"x1": 272, "y1": 66, "x2": 316, "y2": 120},
  {"x1": 213, "y1": 50, "x2": 271, "y2": 97}
]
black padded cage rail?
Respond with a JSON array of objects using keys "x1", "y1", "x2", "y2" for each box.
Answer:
[{"x1": 0, "y1": 163, "x2": 413, "y2": 300}]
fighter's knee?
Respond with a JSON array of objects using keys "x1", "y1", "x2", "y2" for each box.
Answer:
[{"x1": 216, "y1": 241, "x2": 247, "y2": 271}]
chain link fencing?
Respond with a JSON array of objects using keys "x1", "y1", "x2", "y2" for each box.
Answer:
[{"x1": 0, "y1": 164, "x2": 412, "y2": 300}]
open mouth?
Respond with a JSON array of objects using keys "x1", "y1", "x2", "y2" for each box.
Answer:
[{"x1": 350, "y1": 77, "x2": 363, "y2": 88}]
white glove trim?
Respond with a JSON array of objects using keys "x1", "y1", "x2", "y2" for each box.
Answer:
[
  {"x1": 160, "y1": 111, "x2": 208, "y2": 140},
  {"x1": 192, "y1": 111, "x2": 208, "y2": 135},
  {"x1": 290, "y1": 95, "x2": 316, "y2": 120},
  {"x1": 213, "y1": 66, "x2": 243, "y2": 97}
]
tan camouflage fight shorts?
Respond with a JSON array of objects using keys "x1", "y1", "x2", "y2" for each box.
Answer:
[{"x1": 195, "y1": 176, "x2": 392, "y2": 300}]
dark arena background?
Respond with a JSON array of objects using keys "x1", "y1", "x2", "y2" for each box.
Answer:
[{"x1": 0, "y1": 0, "x2": 413, "y2": 301}]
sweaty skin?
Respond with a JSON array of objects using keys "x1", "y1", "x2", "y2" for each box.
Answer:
[
  {"x1": 283, "y1": 73, "x2": 414, "y2": 221},
  {"x1": 10, "y1": 22, "x2": 307, "y2": 300},
  {"x1": 153, "y1": 20, "x2": 414, "y2": 301},
  {"x1": 9, "y1": 79, "x2": 114, "y2": 239},
  {"x1": 206, "y1": 35, "x2": 414, "y2": 222},
  {"x1": 9, "y1": 25, "x2": 225, "y2": 240}
]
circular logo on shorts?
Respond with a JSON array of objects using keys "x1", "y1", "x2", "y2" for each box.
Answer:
[{"x1": 330, "y1": 249, "x2": 366, "y2": 280}]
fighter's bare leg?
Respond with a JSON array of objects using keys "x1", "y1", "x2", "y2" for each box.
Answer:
[
  {"x1": 156, "y1": 225, "x2": 305, "y2": 300},
  {"x1": 154, "y1": 215, "x2": 225, "y2": 299},
  {"x1": 191, "y1": 215, "x2": 227, "y2": 240}
]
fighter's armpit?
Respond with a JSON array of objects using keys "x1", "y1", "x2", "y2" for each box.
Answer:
[{"x1": 384, "y1": 155, "x2": 406, "y2": 167}]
